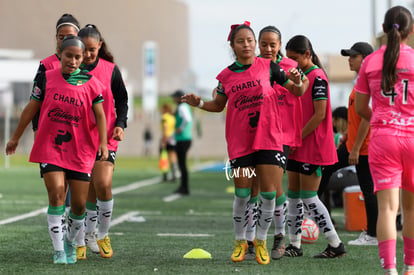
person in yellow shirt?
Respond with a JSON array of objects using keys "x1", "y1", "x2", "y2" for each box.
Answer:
[{"x1": 160, "y1": 103, "x2": 178, "y2": 181}]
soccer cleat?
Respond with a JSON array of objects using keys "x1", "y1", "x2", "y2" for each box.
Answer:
[
  {"x1": 348, "y1": 231, "x2": 378, "y2": 246},
  {"x1": 231, "y1": 240, "x2": 248, "y2": 262},
  {"x1": 402, "y1": 264, "x2": 414, "y2": 275},
  {"x1": 284, "y1": 244, "x2": 303, "y2": 257},
  {"x1": 254, "y1": 239, "x2": 270, "y2": 265},
  {"x1": 97, "y1": 235, "x2": 113, "y2": 258},
  {"x1": 76, "y1": 245, "x2": 86, "y2": 260},
  {"x1": 244, "y1": 241, "x2": 256, "y2": 260},
  {"x1": 53, "y1": 250, "x2": 67, "y2": 264},
  {"x1": 85, "y1": 232, "x2": 100, "y2": 254},
  {"x1": 271, "y1": 233, "x2": 285, "y2": 260},
  {"x1": 313, "y1": 242, "x2": 346, "y2": 258},
  {"x1": 64, "y1": 236, "x2": 77, "y2": 264}
]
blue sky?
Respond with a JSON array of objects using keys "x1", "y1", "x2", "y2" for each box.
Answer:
[{"x1": 182, "y1": 0, "x2": 414, "y2": 91}]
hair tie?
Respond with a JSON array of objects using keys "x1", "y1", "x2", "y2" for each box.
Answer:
[
  {"x1": 392, "y1": 23, "x2": 400, "y2": 29},
  {"x1": 227, "y1": 21, "x2": 251, "y2": 41}
]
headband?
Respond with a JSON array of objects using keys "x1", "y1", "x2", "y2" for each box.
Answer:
[
  {"x1": 60, "y1": 36, "x2": 85, "y2": 51},
  {"x1": 227, "y1": 21, "x2": 251, "y2": 41},
  {"x1": 56, "y1": 22, "x2": 80, "y2": 32}
]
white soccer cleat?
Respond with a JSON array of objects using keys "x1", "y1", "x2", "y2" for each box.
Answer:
[{"x1": 85, "y1": 232, "x2": 100, "y2": 253}]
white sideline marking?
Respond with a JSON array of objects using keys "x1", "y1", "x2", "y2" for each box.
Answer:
[
  {"x1": 0, "y1": 207, "x2": 47, "y2": 225},
  {"x1": 0, "y1": 177, "x2": 162, "y2": 226},
  {"x1": 163, "y1": 193, "x2": 183, "y2": 202},
  {"x1": 111, "y1": 211, "x2": 140, "y2": 226},
  {"x1": 157, "y1": 233, "x2": 214, "y2": 237},
  {"x1": 0, "y1": 162, "x2": 223, "y2": 226}
]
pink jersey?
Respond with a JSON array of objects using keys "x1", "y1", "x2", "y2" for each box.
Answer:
[
  {"x1": 216, "y1": 57, "x2": 283, "y2": 159},
  {"x1": 29, "y1": 69, "x2": 105, "y2": 173},
  {"x1": 289, "y1": 67, "x2": 337, "y2": 165},
  {"x1": 276, "y1": 56, "x2": 302, "y2": 147},
  {"x1": 86, "y1": 58, "x2": 118, "y2": 151},
  {"x1": 355, "y1": 44, "x2": 414, "y2": 137},
  {"x1": 41, "y1": 54, "x2": 60, "y2": 70}
]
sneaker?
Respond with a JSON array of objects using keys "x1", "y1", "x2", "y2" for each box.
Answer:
[
  {"x1": 76, "y1": 245, "x2": 86, "y2": 260},
  {"x1": 85, "y1": 232, "x2": 100, "y2": 254},
  {"x1": 97, "y1": 235, "x2": 113, "y2": 258},
  {"x1": 284, "y1": 244, "x2": 303, "y2": 257},
  {"x1": 64, "y1": 236, "x2": 77, "y2": 264},
  {"x1": 254, "y1": 239, "x2": 270, "y2": 265},
  {"x1": 231, "y1": 240, "x2": 247, "y2": 262},
  {"x1": 53, "y1": 250, "x2": 67, "y2": 264},
  {"x1": 402, "y1": 264, "x2": 414, "y2": 275},
  {"x1": 244, "y1": 241, "x2": 256, "y2": 260},
  {"x1": 348, "y1": 231, "x2": 378, "y2": 246},
  {"x1": 271, "y1": 233, "x2": 285, "y2": 260},
  {"x1": 313, "y1": 242, "x2": 346, "y2": 258}
]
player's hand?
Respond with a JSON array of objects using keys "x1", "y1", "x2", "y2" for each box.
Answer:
[
  {"x1": 6, "y1": 139, "x2": 19, "y2": 155},
  {"x1": 181, "y1": 93, "x2": 201, "y2": 107},
  {"x1": 113, "y1": 127, "x2": 124, "y2": 141},
  {"x1": 287, "y1": 68, "x2": 302, "y2": 85},
  {"x1": 98, "y1": 145, "x2": 108, "y2": 161}
]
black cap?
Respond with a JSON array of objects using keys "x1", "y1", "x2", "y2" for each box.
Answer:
[
  {"x1": 341, "y1": 42, "x2": 374, "y2": 57},
  {"x1": 171, "y1": 90, "x2": 185, "y2": 98}
]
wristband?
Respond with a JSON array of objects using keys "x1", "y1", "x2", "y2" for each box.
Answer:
[
  {"x1": 294, "y1": 81, "x2": 303, "y2": 88},
  {"x1": 198, "y1": 99, "x2": 204, "y2": 108}
]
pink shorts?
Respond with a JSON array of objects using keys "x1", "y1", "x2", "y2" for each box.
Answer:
[{"x1": 369, "y1": 135, "x2": 414, "y2": 193}]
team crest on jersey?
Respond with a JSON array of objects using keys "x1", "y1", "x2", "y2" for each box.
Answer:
[
  {"x1": 77, "y1": 80, "x2": 83, "y2": 86},
  {"x1": 32, "y1": 85, "x2": 41, "y2": 97}
]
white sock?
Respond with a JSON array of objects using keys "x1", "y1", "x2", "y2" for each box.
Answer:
[
  {"x1": 66, "y1": 212, "x2": 85, "y2": 242},
  {"x1": 256, "y1": 195, "x2": 275, "y2": 241},
  {"x1": 286, "y1": 197, "x2": 303, "y2": 248},
  {"x1": 47, "y1": 214, "x2": 64, "y2": 251},
  {"x1": 85, "y1": 207, "x2": 98, "y2": 235},
  {"x1": 233, "y1": 195, "x2": 250, "y2": 240},
  {"x1": 273, "y1": 201, "x2": 287, "y2": 236},
  {"x1": 97, "y1": 199, "x2": 114, "y2": 240},
  {"x1": 245, "y1": 201, "x2": 258, "y2": 242},
  {"x1": 75, "y1": 221, "x2": 85, "y2": 246},
  {"x1": 302, "y1": 195, "x2": 341, "y2": 247}
]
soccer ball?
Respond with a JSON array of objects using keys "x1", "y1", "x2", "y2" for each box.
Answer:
[{"x1": 301, "y1": 218, "x2": 319, "y2": 244}]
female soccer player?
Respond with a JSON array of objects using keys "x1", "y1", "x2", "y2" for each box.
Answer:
[
  {"x1": 6, "y1": 35, "x2": 108, "y2": 265},
  {"x1": 283, "y1": 35, "x2": 346, "y2": 259},
  {"x1": 245, "y1": 25, "x2": 303, "y2": 261},
  {"x1": 32, "y1": 13, "x2": 80, "y2": 132},
  {"x1": 182, "y1": 22, "x2": 308, "y2": 265},
  {"x1": 74, "y1": 24, "x2": 128, "y2": 260},
  {"x1": 355, "y1": 6, "x2": 414, "y2": 275}
]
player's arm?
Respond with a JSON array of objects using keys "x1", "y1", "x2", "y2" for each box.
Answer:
[
  {"x1": 355, "y1": 92, "x2": 372, "y2": 121},
  {"x1": 92, "y1": 97, "x2": 108, "y2": 161},
  {"x1": 6, "y1": 99, "x2": 41, "y2": 155},
  {"x1": 270, "y1": 61, "x2": 308, "y2": 96},
  {"x1": 181, "y1": 82, "x2": 227, "y2": 112}
]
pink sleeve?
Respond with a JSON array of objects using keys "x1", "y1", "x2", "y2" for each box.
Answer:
[{"x1": 354, "y1": 60, "x2": 370, "y2": 95}]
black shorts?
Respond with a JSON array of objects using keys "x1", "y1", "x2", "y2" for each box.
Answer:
[
  {"x1": 230, "y1": 150, "x2": 286, "y2": 169},
  {"x1": 166, "y1": 143, "x2": 176, "y2": 151},
  {"x1": 40, "y1": 163, "x2": 91, "y2": 182},
  {"x1": 95, "y1": 150, "x2": 116, "y2": 164},
  {"x1": 286, "y1": 159, "x2": 322, "y2": 176}
]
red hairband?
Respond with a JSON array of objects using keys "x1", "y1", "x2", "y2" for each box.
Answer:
[{"x1": 227, "y1": 21, "x2": 251, "y2": 41}]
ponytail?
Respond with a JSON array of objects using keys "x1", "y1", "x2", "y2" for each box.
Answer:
[{"x1": 381, "y1": 6, "x2": 413, "y2": 91}]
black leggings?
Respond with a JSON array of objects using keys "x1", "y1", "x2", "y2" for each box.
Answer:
[
  {"x1": 175, "y1": 140, "x2": 192, "y2": 192},
  {"x1": 319, "y1": 142, "x2": 378, "y2": 236}
]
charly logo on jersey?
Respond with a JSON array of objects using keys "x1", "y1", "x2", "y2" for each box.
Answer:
[
  {"x1": 231, "y1": 79, "x2": 262, "y2": 93},
  {"x1": 48, "y1": 107, "x2": 82, "y2": 127},
  {"x1": 55, "y1": 130, "x2": 72, "y2": 145},
  {"x1": 234, "y1": 93, "x2": 264, "y2": 111}
]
